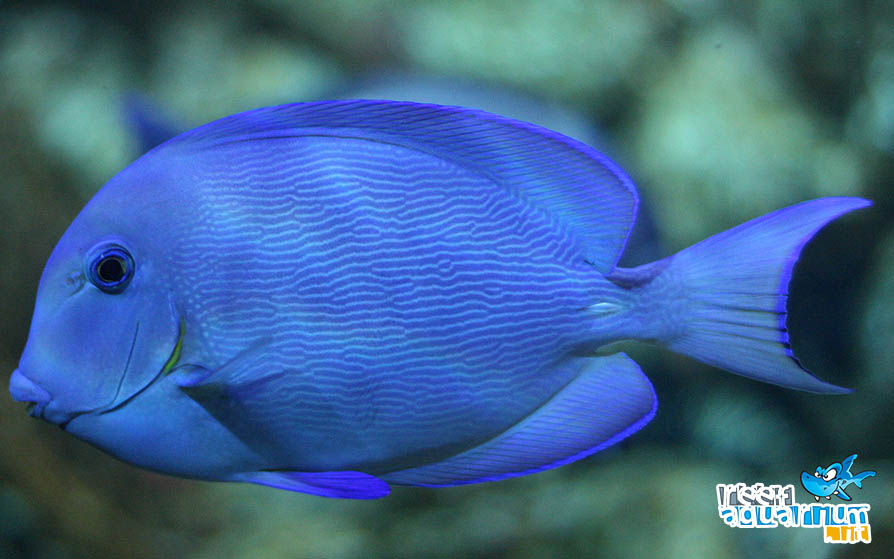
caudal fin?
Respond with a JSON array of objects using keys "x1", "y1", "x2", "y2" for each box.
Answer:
[
  {"x1": 850, "y1": 470, "x2": 877, "y2": 488},
  {"x1": 659, "y1": 197, "x2": 870, "y2": 393}
]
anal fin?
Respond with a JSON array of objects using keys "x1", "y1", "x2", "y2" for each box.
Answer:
[
  {"x1": 382, "y1": 353, "x2": 656, "y2": 487},
  {"x1": 234, "y1": 470, "x2": 391, "y2": 499}
]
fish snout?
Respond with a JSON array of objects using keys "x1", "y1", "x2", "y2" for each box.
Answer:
[
  {"x1": 10, "y1": 369, "x2": 84, "y2": 426},
  {"x1": 9, "y1": 369, "x2": 52, "y2": 419},
  {"x1": 801, "y1": 472, "x2": 818, "y2": 490},
  {"x1": 800, "y1": 471, "x2": 832, "y2": 496}
]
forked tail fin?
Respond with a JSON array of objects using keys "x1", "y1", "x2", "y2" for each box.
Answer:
[
  {"x1": 841, "y1": 453, "x2": 876, "y2": 488},
  {"x1": 655, "y1": 197, "x2": 870, "y2": 393}
]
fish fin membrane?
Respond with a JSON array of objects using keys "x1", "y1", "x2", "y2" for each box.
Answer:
[
  {"x1": 164, "y1": 99, "x2": 637, "y2": 272},
  {"x1": 841, "y1": 453, "x2": 858, "y2": 475},
  {"x1": 175, "y1": 337, "x2": 274, "y2": 392},
  {"x1": 233, "y1": 470, "x2": 390, "y2": 499},
  {"x1": 122, "y1": 92, "x2": 181, "y2": 154},
  {"x1": 661, "y1": 197, "x2": 871, "y2": 393},
  {"x1": 381, "y1": 353, "x2": 656, "y2": 487},
  {"x1": 851, "y1": 471, "x2": 876, "y2": 488}
]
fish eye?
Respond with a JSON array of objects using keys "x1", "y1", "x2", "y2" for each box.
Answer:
[
  {"x1": 87, "y1": 245, "x2": 134, "y2": 293},
  {"x1": 823, "y1": 468, "x2": 837, "y2": 481}
]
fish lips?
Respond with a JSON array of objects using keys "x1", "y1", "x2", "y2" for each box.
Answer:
[{"x1": 9, "y1": 369, "x2": 74, "y2": 426}]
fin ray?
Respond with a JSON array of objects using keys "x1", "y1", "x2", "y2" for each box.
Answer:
[
  {"x1": 648, "y1": 197, "x2": 870, "y2": 393},
  {"x1": 382, "y1": 353, "x2": 655, "y2": 487},
  {"x1": 162, "y1": 100, "x2": 638, "y2": 271},
  {"x1": 234, "y1": 470, "x2": 390, "y2": 499}
]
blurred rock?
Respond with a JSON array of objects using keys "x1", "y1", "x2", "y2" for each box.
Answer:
[
  {"x1": 149, "y1": 4, "x2": 342, "y2": 126},
  {"x1": 0, "y1": 8, "x2": 134, "y2": 197},
  {"x1": 397, "y1": 0, "x2": 670, "y2": 106},
  {"x1": 847, "y1": 20, "x2": 894, "y2": 152},
  {"x1": 630, "y1": 24, "x2": 864, "y2": 247},
  {"x1": 861, "y1": 229, "x2": 894, "y2": 392}
]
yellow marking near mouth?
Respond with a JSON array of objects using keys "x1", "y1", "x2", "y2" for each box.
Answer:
[{"x1": 161, "y1": 318, "x2": 186, "y2": 376}]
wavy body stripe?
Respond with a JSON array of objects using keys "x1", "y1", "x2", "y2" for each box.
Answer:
[
  {"x1": 17, "y1": 100, "x2": 866, "y2": 496},
  {"x1": 164, "y1": 136, "x2": 632, "y2": 471}
]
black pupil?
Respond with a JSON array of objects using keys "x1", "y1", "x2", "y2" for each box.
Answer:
[{"x1": 98, "y1": 256, "x2": 126, "y2": 284}]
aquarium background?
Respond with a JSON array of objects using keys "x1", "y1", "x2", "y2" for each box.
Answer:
[{"x1": 1, "y1": 1, "x2": 891, "y2": 558}]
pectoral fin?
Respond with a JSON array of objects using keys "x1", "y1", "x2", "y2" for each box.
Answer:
[
  {"x1": 234, "y1": 470, "x2": 390, "y2": 499},
  {"x1": 173, "y1": 340, "x2": 293, "y2": 448},
  {"x1": 173, "y1": 338, "x2": 279, "y2": 402}
]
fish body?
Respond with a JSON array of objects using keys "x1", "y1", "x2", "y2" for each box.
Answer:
[
  {"x1": 9, "y1": 100, "x2": 870, "y2": 498},
  {"x1": 800, "y1": 454, "x2": 876, "y2": 501}
]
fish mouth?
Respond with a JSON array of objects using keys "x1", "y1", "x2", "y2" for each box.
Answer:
[
  {"x1": 8, "y1": 368, "x2": 73, "y2": 426},
  {"x1": 13, "y1": 299, "x2": 184, "y2": 427},
  {"x1": 10, "y1": 320, "x2": 148, "y2": 427},
  {"x1": 9, "y1": 368, "x2": 51, "y2": 406}
]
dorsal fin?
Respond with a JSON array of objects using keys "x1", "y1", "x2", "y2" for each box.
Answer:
[
  {"x1": 160, "y1": 100, "x2": 638, "y2": 272},
  {"x1": 840, "y1": 454, "x2": 857, "y2": 477}
]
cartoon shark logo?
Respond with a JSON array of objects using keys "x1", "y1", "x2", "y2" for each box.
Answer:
[{"x1": 801, "y1": 454, "x2": 876, "y2": 501}]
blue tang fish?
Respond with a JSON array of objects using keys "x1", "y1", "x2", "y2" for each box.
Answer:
[
  {"x1": 9, "y1": 100, "x2": 870, "y2": 498},
  {"x1": 801, "y1": 454, "x2": 876, "y2": 501}
]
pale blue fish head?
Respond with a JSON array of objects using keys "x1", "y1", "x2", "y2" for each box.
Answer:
[
  {"x1": 10, "y1": 157, "x2": 182, "y2": 440},
  {"x1": 800, "y1": 462, "x2": 843, "y2": 498},
  {"x1": 11, "y1": 148, "x2": 268, "y2": 479}
]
